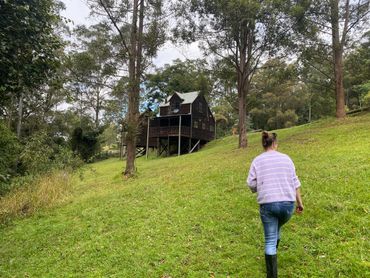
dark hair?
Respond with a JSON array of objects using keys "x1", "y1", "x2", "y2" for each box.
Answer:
[{"x1": 262, "y1": 131, "x2": 277, "y2": 149}]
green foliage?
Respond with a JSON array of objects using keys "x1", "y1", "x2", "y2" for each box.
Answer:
[
  {"x1": 70, "y1": 127, "x2": 102, "y2": 162},
  {"x1": 249, "y1": 59, "x2": 305, "y2": 130},
  {"x1": 19, "y1": 132, "x2": 55, "y2": 174},
  {"x1": 0, "y1": 129, "x2": 82, "y2": 195},
  {"x1": 145, "y1": 59, "x2": 213, "y2": 108},
  {"x1": 99, "y1": 124, "x2": 118, "y2": 148},
  {"x1": 19, "y1": 131, "x2": 83, "y2": 175},
  {"x1": 0, "y1": 123, "x2": 20, "y2": 193},
  {"x1": 0, "y1": 113, "x2": 369, "y2": 276},
  {"x1": 289, "y1": 1, "x2": 370, "y2": 116},
  {"x1": 363, "y1": 90, "x2": 370, "y2": 107},
  {"x1": 65, "y1": 23, "x2": 119, "y2": 129},
  {"x1": 0, "y1": 0, "x2": 63, "y2": 104},
  {"x1": 53, "y1": 146, "x2": 84, "y2": 171},
  {"x1": 345, "y1": 32, "x2": 370, "y2": 109}
]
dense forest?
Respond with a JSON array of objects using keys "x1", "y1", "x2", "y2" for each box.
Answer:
[{"x1": 0, "y1": 0, "x2": 369, "y2": 189}]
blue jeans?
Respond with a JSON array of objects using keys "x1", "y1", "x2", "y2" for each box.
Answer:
[{"x1": 260, "y1": 201, "x2": 295, "y2": 255}]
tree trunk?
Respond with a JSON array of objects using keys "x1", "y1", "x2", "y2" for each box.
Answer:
[
  {"x1": 237, "y1": 27, "x2": 253, "y2": 149},
  {"x1": 237, "y1": 78, "x2": 247, "y2": 148},
  {"x1": 16, "y1": 92, "x2": 24, "y2": 138},
  {"x1": 7, "y1": 94, "x2": 14, "y2": 129},
  {"x1": 124, "y1": 0, "x2": 141, "y2": 177},
  {"x1": 331, "y1": 0, "x2": 346, "y2": 119}
]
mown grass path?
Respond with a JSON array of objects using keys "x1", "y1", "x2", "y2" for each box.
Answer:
[{"x1": 1, "y1": 114, "x2": 369, "y2": 277}]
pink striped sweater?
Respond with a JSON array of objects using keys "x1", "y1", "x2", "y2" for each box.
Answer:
[{"x1": 247, "y1": 150, "x2": 301, "y2": 204}]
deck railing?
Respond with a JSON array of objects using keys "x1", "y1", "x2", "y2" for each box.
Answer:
[{"x1": 149, "y1": 126, "x2": 191, "y2": 137}]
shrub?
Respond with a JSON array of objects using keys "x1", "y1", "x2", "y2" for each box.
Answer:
[
  {"x1": 70, "y1": 127, "x2": 101, "y2": 162},
  {"x1": 363, "y1": 91, "x2": 370, "y2": 107},
  {"x1": 53, "y1": 146, "x2": 84, "y2": 171},
  {"x1": 0, "y1": 123, "x2": 20, "y2": 194},
  {"x1": 18, "y1": 131, "x2": 83, "y2": 176},
  {"x1": 19, "y1": 132, "x2": 54, "y2": 174},
  {"x1": 267, "y1": 109, "x2": 298, "y2": 130}
]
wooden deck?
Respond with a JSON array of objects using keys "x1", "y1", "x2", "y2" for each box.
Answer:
[{"x1": 149, "y1": 126, "x2": 191, "y2": 137}]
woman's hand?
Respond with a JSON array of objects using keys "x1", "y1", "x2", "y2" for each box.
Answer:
[
  {"x1": 296, "y1": 203, "x2": 304, "y2": 214},
  {"x1": 295, "y1": 188, "x2": 304, "y2": 214}
]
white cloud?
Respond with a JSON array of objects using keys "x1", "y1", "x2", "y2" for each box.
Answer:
[
  {"x1": 61, "y1": 0, "x2": 91, "y2": 26},
  {"x1": 153, "y1": 42, "x2": 204, "y2": 68}
]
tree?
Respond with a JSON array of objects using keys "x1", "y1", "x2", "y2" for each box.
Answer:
[
  {"x1": 297, "y1": 45, "x2": 336, "y2": 122},
  {"x1": 88, "y1": 0, "x2": 167, "y2": 176},
  {"x1": 0, "y1": 0, "x2": 64, "y2": 137},
  {"x1": 345, "y1": 31, "x2": 370, "y2": 108},
  {"x1": 145, "y1": 59, "x2": 213, "y2": 109},
  {"x1": 70, "y1": 127, "x2": 102, "y2": 162},
  {"x1": 67, "y1": 23, "x2": 118, "y2": 129},
  {"x1": 249, "y1": 59, "x2": 305, "y2": 130},
  {"x1": 291, "y1": 0, "x2": 370, "y2": 118},
  {"x1": 173, "y1": 0, "x2": 292, "y2": 148}
]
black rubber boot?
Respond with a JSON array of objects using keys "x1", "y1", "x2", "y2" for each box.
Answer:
[{"x1": 265, "y1": 254, "x2": 278, "y2": 278}]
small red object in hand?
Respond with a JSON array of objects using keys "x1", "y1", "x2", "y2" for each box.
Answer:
[{"x1": 296, "y1": 205, "x2": 303, "y2": 214}]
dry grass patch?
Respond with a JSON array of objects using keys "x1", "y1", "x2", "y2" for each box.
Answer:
[{"x1": 0, "y1": 171, "x2": 73, "y2": 224}]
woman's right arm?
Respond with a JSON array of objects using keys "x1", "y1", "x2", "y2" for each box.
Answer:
[
  {"x1": 296, "y1": 188, "x2": 304, "y2": 214},
  {"x1": 290, "y1": 158, "x2": 303, "y2": 213}
]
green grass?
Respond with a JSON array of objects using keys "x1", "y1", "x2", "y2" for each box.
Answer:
[{"x1": 1, "y1": 113, "x2": 369, "y2": 277}]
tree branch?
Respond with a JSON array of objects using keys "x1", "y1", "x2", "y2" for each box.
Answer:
[{"x1": 98, "y1": 0, "x2": 131, "y2": 56}]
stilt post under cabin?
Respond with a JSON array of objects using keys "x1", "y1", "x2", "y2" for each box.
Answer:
[
  {"x1": 145, "y1": 117, "x2": 150, "y2": 159},
  {"x1": 167, "y1": 135, "x2": 169, "y2": 157},
  {"x1": 178, "y1": 115, "x2": 182, "y2": 156}
]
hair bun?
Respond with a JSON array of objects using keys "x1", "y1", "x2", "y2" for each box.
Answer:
[
  {"x1": 262, "y1": 131, "x2": 269, "y2": 139},
  {"x1": 261, "y1": 131, "x2": 277, "y2": 149}
]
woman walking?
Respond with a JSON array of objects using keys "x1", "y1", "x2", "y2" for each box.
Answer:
[{"x1": 247, "y1": 131, "x2": 304, "y2": 278}]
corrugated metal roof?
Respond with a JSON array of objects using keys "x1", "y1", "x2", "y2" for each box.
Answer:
[{"x1": 159, "y1": 91, "x2": 200, "y2": 107}]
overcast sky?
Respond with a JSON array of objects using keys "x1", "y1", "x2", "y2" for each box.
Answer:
[{"x1": 60, "y1": 0, "x2": 203, "y2": 68}]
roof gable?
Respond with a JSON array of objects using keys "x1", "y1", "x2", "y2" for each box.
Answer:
[{"x1": 159, "y1": 91, "x2": 200, "y2": 107}]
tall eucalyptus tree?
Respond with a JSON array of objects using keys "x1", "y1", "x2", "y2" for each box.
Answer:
[
  {"x1": 173, "y1": 0, "x2": 292, "y2": 148},
  {"x1": 87, "y1": 0, "x2": 167, "y2": 176}
]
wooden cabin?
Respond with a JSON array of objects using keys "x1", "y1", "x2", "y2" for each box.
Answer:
[{"x1": 137, "y1": 91, "x2": 216, "y2": 156}]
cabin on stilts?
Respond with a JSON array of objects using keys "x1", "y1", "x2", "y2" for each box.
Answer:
[{"x1": 133, "y1": 91, "x2": 215, "y2": 157}]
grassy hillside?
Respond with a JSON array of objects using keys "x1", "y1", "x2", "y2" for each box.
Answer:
[{"x1": 0, "y1": 113, "x2": 369, "y2": 277}]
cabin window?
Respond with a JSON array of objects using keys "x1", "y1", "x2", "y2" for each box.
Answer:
[
  {"x1": 171, "y1": 101, "x2": 180, "y2": 112},
  {"x1": 199, "y1": 102, "x2": 203, "y2": 113},
  {"x1": 210, "y1": 125, "x2": 214, "y2": 132},
  {"x1": 194, "y1": 120, "x2": 198, "y2": 128},
  {"x1": 202, "y1": 122, "x2": 206, "y2": 130}
]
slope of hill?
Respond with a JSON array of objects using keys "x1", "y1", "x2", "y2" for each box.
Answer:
[{"x1": 0, "y1": 113, "x2": 369, "y2": 277}]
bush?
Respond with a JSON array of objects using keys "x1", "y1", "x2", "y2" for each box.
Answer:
[
  {"x1": 267, "y1": 109, "x2": 298, "y2": 130},
  {"x1": 363, "y1": 91, "x2": 370, "y2": 107},
  {"x1": 71, "y1": 127, "x2": 101, "y2": 162},
  {"x1": 19, "y1": 132, "x2": 54, "y2": 174},
  {"x1": 0, "y1": 123, "x2": 20, "y2": 194},
  {"x1": 19, "y1": 131, "x2": 83, "y2": 175},
  {"x1": 53, "y1": 146, "x2": 84, "y2": 171}
]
